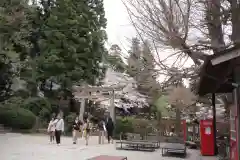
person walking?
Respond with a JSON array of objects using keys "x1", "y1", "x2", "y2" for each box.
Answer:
[
  {"x1": 72, "y1": 117, "x2": 82, "y2": 144},
  {"x1": 83, "y1": 117, "x2": 90, "y2": 146},
  {"x1": 98, "y1": 119, "x2": 105, "y2": 144},
  {"x1": 47, "y1": 117, "x2": 56, "y2": 144},
  {"x1": 54, "y1": 114, "x2": 64, "y2": 145},
  {"x1": 105, "y1": 115, "x2": 114, "y2": 144}
]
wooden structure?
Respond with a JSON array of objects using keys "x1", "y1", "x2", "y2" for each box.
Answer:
[
  {"x1": 161, "y1": 143, "x2": 187, "y2": 158},
  {"x1": 115, "y1": 133, "x2": 157, "y2": 151},
  {"x1": 88, "y1": 155, "x2": 127, "y2": 160},
  {"x1": 161, "y1": 136, "x2": 187, "y2": 158},
  {"x1": 73, "y1": 85, "x2": 124, "y2": 122},
  {"x1": 197, "y1": 46, "x2": 240, "y2": 158}
]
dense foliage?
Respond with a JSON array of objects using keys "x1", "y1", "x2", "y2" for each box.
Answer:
[
  {"x1": 35, "y1": 0, "x2": 108, "y2": 88},
  {"x1": 0, "y1": 0, "x2": 109, "y2": 130},
  {"x1": 0, "y1": 55, "x2": 14, "y2": 102}
]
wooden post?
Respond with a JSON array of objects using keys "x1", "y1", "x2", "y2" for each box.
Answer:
[
  {"x1": 235, "y1": 86, "x2": 240, "y2": 160},
  {"x1": 109, "y1": 90, "x2": 116, "y2": 123},
  {"x1": 212, "y1": 93, "x2": 217, "y2": 155},
  {"x1": 234, "y1": 65, "x2": 240, "y2": 160}
]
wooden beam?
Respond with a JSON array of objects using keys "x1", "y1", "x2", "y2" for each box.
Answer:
[
  {"x1": 73, "y1": 93, "x2": 123, "y2": 99},
  {"x1": 73, "y1": 85, "x2": 124, "y2": 92},
  {"x1": 211, "y1": 49, "x2": 240, "y2": 65}
]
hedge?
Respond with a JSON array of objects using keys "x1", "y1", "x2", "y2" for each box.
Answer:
[
  {"x1": 114, "y1": 117, "x2": 134, "y2": 139},
  {"x1": 114, "y1": 117, "x2": 157, "y2": 139},
  {"x1": 0, "y1": 107, "x2": 36, "y2": 130}
]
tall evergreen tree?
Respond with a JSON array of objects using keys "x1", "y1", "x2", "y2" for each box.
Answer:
[
  {"x1": 35, "y1": 0, "x2": 107, "y2": 90},
  {"x1": 107, "y1": 44, "x2": 126, "y2": 72},
  {"x1": 0, "y1": 0, "x2": 33, "y2": 101},
  {"x1": 127, "y1": 38, "x2": 161, "y2": 101}
]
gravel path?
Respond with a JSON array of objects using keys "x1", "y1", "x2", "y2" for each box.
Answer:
[{"x1": 0, "y1": 133, "x2": 217, "y2": 160}]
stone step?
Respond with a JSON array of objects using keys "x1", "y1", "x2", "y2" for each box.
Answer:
[
  {"x1": 0, "y1": 124, "x2": 11, "y2": 133},
  {"x1": 0, "y1": 124, "x2": 5, "y2": 133}
]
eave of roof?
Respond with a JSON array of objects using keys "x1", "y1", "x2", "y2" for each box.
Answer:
[{"x1": 197, "y1": 46, "x2": 240, "y2": 96}]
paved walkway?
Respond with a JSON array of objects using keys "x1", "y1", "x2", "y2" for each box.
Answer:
[{"x1": 0, "y1": 133, "x2": 217, "y2": 160}]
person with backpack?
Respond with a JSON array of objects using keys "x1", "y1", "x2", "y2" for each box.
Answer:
[
  {"x1": 82, "y1": 117, "x2": 90, "y2": 145},
  {"x1": 72, "y1": 117, "x2": 82, "y2": 144}
]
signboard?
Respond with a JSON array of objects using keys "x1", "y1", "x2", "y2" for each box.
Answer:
[{"x1": 205, "y1": 127, "x2": 211, "y2": 135}]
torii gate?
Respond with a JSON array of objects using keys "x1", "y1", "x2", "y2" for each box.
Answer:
[{"x1": 73, "y1": 85, "x2": 124, "y2": 122}]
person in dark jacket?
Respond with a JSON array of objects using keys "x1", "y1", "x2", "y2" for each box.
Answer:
[
  {"x1": 105, "y1": 115, "x2": 114, "y2": 144},
  {"x1": 72, "y1": 117, "x2": 82, "y2": 144}
]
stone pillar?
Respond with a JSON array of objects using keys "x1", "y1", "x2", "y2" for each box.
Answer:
[
  {"x1": 79, "y1": 98, "x2": 85, "y2": 121},
  {"x1": 109, "y1": 90, "x2": 116, "y2": 123}
]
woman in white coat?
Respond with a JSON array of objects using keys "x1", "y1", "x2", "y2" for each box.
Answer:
[{"x1": 54, "y1": 114, "x2": 64, "y2": 145}]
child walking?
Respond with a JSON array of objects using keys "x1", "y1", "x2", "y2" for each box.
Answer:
[{"x1": 47, "y1": 117, "x2": 56, "y2": 143}]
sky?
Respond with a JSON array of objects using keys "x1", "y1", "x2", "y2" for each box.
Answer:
[
  {"x1": 104, "y1": 0, "x2": 135, "y2": 52},
  {"x1": 103, "y1": 0, "x2": 193, "y2": 64},
  {"x1": 103, "y1": 0, "x2": 192, "y2": 85}
]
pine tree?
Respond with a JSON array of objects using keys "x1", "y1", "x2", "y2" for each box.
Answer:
[
  {"x1": 127, "y1": 38, "x2": 161, "y2": 100},
  {"x1": 107, "y1": 44, "x2": 126, "y2": 72},
  {"x1": 127, "y1": 38, "x2": 142, "y2": 80}
]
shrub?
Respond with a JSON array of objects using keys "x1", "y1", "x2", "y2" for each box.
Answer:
[
  {"x1": 65, "y1": 112, "x2": 77, "y2": 133},
  {"x1": 114, "y1": 117, "x2": 134, "y2": 139},
  {"x1": 21, "y1": 97, "x2": 51, "y2": 117},
  {"x1": 114, "y1": 117, "x2": 158, "y2": 139},
  {"x1": 132, "y1": 118, "x2": 155, "y2": 136},
  {"x1": 3, "y1": 97, "x2": 24, "y2": 108},
  {"x1": 0, "y1": 107, "x2": 36, "y2": 130}
]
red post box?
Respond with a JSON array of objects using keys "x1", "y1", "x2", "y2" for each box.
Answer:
[
  {"x1": 200, "y1": 119, "x2": 215, "y2": 156},
  {"x1": 181, "y1": 120, "x2": 187, "y2": 141}
]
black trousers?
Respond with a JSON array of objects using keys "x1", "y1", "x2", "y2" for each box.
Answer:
[
  {"x1": 55, "y1": 130, "x2": 62, "y2": 144},
  {"x1": 107, "y1": 129, "x2": 113, "y2": 142}
]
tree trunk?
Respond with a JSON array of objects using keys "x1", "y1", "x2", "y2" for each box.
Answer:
[
  {"x1": 205, "y1": 0, "x2": 225, "y2": 53},
  {"x1": 175, "y1": 108, "x2": 181, "y2": 136},
  {"x1": 157, "y1": 111, "x2": 162, "y2": 130},
  {"x1": 231, "y1": 0, "x2": 240, "y2": 45},
  {"x1": 156, "y1": 111, "x2": 162, "y2": 140},
  {"x1": 192, "y1": 124, "x2": 196, "y2": 141}
]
